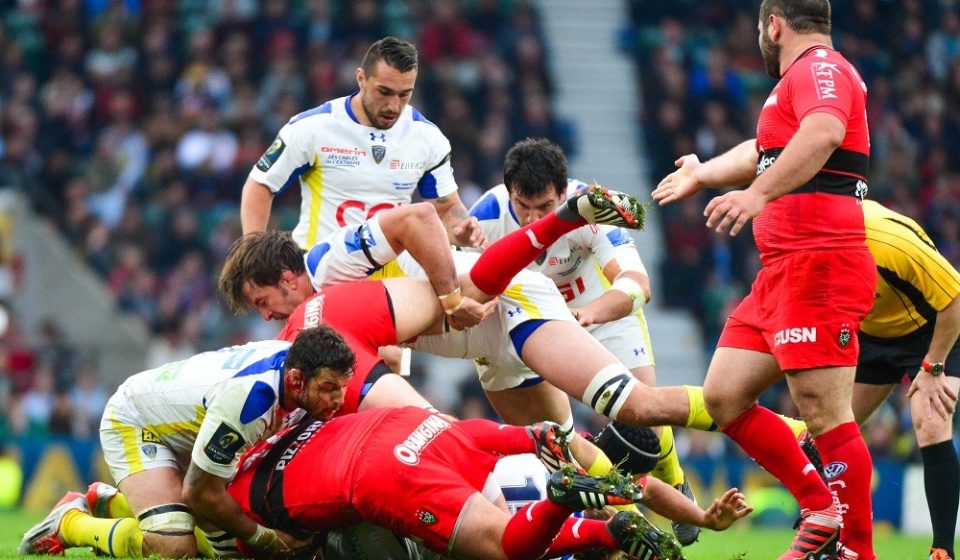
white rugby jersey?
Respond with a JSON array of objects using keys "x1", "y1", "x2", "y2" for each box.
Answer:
[
  {"x1": 249, "y1": 94, "x2": 459, "y2": 249},
  {"x1": 470, "y1": 181, "x2": 644, "y2": 308},
  {"x1": 112, "y1": 340, "x2": 292, "y2": 478}
]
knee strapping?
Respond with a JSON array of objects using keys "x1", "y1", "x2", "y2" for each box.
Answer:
[
  {"x1": 137, "y1": 503, "x2": 195, "y2": 536},
  {"x1": 581, "y1": 364, "x2": 638, "y2": 419}
]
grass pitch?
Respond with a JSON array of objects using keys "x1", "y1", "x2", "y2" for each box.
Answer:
[{"x1": 0, "y1": 509, "x2": 937, "y2": 559}]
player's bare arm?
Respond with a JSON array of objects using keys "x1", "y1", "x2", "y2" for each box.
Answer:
[
  {"x1": 640, "y1": 477, "x2": 752, "y2": 531},
  {"x1": 652, "y1": 139, "x2": 758, "y2": 206},
  {"x1": 570, "y1": 260, "x2": 649, "y2": 327},
  {"x1": 907, "y1": 295, "x2": 960, "y2": 419},
  {"x1": 182, "y1": 462, "x2": 310, "y2": 556},
  {"x1": 432, "y1": 191, "x2": 486, "y2": 248},
  {"x1": 240, "y1": 177, "x2": 275, "y2": 234},
  {"x1": 705, "y1": 113, "x2": 846, "y2": 236}
]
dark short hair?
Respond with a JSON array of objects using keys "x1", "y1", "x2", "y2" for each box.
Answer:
[
  {"x1": 286, "y1": 326, "x2": 356, "y2": 379},
  {"x1": 503, "y1": 138, "x2": 568, "y2": 198},
  {"x1": 760, "y1": 0, "x2": 831, "y2": 35},
  {"x1": 218, "y1": 231, "x2": 305, "y2": 313},
  {"x1": 361, "y1": 37, "x2": 419, "y2": 76}
]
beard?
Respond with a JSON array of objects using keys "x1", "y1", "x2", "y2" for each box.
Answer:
[
  {"x1": 361, "y1": 95, "x2": 397, "y2": 130},
  {"x1": 760, "y1": 31, "x2": 782, "y2": 78}
]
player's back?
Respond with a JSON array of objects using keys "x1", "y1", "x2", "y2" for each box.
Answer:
[{"x1": 113, "y1": 340, "x2": 291, "y2": 451}]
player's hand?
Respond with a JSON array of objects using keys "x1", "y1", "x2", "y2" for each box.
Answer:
[
  {"x1": 702, "y1": 488, "x2": 753, "y2": 531},
  {"x1": 652, "y1": 154, "x2": 704, "y2": 206},
  {"x1": 247, "y1": 525, "x2": 315, "y2": 557},
  {"x1": 703, "y1": 189, "x2": 765, "y2": 236},
  {"x1": 907, "y1": 370, "x2": 958, "y2": 420},
  {"x1": 451, "y1": 216, "x2": 487, "y2": 248},
  {"x1": 569, "y1": 307, "x2": 596, "y2": 327},
  {"x1": 448, "y1": 297, "x2": 497, "y2": 330}
]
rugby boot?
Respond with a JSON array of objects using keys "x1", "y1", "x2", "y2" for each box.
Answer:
[
  {"x1": 607, "y1": 510, "x2": 684, "y2": 560},
  {"x1": 18, "y1": 491, "x2": 88, "y2": 555},
  {"x1": 547, "y1": 465, "x2": 643, "y2": 510},
  {"x1": 85, "y1": 481, "x2": 120, "y2": 518},
  {"x1": 798, "y1": 430, "x2": 826, "y2": 481},
  {"x1": 526, "y1": 421, "x2": 579, "y2": 473},
  {"x1": 929, "y1": 548, "x2": 953, "y2": 560},
  {"x1": 777, "y1": 501, "x2": 841, "y2": 560},
  {"x1": 558, "y1": 184, "x2": 647, "y2": 230},
  {"x1": 670, "y1": 480, "x2": 701, "y2": 546}
]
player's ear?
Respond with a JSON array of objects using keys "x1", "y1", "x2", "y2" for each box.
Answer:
[
  {"x1": 286, "y1": 368, "x2": 304, "y2": 392},
  {"x1": 356, "y1": 67, "x2": 365, "y2": 87},
  {"x1": 279, "y1": 269, "x2": 297, "y2": 288}
]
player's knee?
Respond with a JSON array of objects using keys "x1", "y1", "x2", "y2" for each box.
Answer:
[
  {"x1": 581, "y1": 364, "x2": 639, "y2": 421},
  {"x1": 912, "y1": 414, "x2": 952, "y2": 447},
  {"x1": 139, "y1": 503, "x2": 197, "y2": 558},
  {"x1": 406, "y1": 201, "x2": 439, "y2": 222}
]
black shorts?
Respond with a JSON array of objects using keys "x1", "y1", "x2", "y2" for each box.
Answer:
[{"x1": 856, "y1": 325, "x2": 960, "y2": 385}]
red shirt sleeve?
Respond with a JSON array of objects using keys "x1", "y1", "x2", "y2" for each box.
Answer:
[{"x1": 787, "y1": 52, "x2": 857, "y2": 126}]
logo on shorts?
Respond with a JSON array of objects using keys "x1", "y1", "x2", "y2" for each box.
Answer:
[
  {"x1": 416, "y1": 509, "x2": 437, "y2": 525},
  {"x1": 824, "y1": 461, "x2": 848, "y2": 480},
  {"x1": 838, "y1": 323, "x2": 851, "y2": 347},
  {"x1": 141, "y1": 444, "x2": 157, "y2": 459},
  {"x1": 141, "y1": 429, "x2": 161, "y2": 443},
  {"x1": 372, "y1": 145, "x2": 386, "y2": 164},
  {"x1": 773, "y1": 327, "x2": 817, "y2": 347}
]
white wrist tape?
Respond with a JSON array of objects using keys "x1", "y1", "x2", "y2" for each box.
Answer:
[{"x1": 610, "y1": 276, "x2": 646, "y2": 313}]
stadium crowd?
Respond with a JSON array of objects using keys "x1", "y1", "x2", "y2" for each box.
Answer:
[
  {"x1": 0, "y1": 0, "x2": 570, "y2": 436},
  {"x1": 627, "y1": 0, "x2": 960, "y2": 464}
]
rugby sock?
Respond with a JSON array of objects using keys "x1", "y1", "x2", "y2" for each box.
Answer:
[
  {"x1": 651, "y1": 426, "x2": 685, "y2": 487},
  {"x1": 683, "y1": 385, "x2": 719, "y2": 431},
  {"x1": 814, "y1": 422, "x2": 875, "y2": 560},
  {"x1": 501, "y1": 500, "x2": 575, "y2": 560},
  {"x1": 542, "y1": 516, "x2": 619, "y2": 556},
  {"x1": 722, "y1": 405, "x2": 833, "y2": 511},
  {"x1": 60, "y1": 510, "x2": 143, "y2": 557},
  {"x1": 457, "y1": 419, "x2": 534, "y2": 455},
  {"x1": 469, "y1": 213, "x2": 582, "y2": 296},
  {"x1": 920, "y1": 439, "x2": 958, "y2": 558},
  {"x1": 194, "y1": 528, "x2": 215, "y2": 559}
]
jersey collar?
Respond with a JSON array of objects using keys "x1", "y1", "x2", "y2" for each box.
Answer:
[{"x1": 345, "y1": 93, "x2": 362, "y2": 125}]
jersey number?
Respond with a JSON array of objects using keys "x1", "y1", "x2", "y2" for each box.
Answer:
[{"x1": 557, "y1": 277, "x2": 586, "y2": 303}]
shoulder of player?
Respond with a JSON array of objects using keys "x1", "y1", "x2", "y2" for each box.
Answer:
[
  {"x1": 469, "y1": 184, "x2": 511, "y2": 222},
  {"x1": 209, "y1": 375, "x2": 281, "y2": 425},
  {"x1": 285, "y1": 99, "x2": 340, "y2": 129},
  {"x1": 402, "y1": 105, "x2": 451, "y2": 142}
]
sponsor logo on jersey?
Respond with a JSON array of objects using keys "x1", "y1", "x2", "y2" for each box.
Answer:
[
  {"x1": 773, "y1": 327, "x2": 817, "y2": 346},
  {"x1": 275, "y1": 420, "x2": 324, "y2": 471},
  {"x1": 416, "y1": 509, "x2": 437, "y2": 525},
  {"x1": 855, "y1": 180, "x2": 868, "y2": 200},
  {"x1": 824, "y1": 461, "x2": 848, "y2": 480},
  {"x1": 321, "y1": 146, "x2": 367, "y2": 156},
  {"x1": 141, "y1": 429, "x2": 162, "y2": 444},
  {"x1": 810, "y1": 61, "x2": 840, "y2": 100},
  {"x1": 393, "y1": 415, "x2": 451, "y2": 466},
  {"x1": 303, "y1": 295, "x2": 325, "y2": 329},
  {"x1": 324, "y1": 155, "x2": 363, "y2": 167},
  {"x1": 393, "y1": 181, "x2": 416, "y2": 191},
  {"x1": 256, "y1": 137, "x2": 286, "y2": 171},
  {"x1": 372, "y1": 145, "x2": 386, "y2": 164},
  {"x1": 204, "y1": 423, "x2": 246, "y2": 465},
  {"x1": 757, "y1": 153, "x2": 777, "y2": 175},
  {"x1": 388, "y1": 160, "x2": 427, "y2": 171},
  {"x1": 370, "y1": 132, "x2": 386, "y2": 142}
]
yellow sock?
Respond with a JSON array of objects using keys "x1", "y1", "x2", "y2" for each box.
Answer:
[
  {"x1": 779, "y1": 414, "x2": 808, "y2": 439},
  {"x1": 61, "y1": 510, "x2": 143, "y2": 557},
  {"x1": 195, "y1": 527, "x2": 215, "y2": 558},
  {"x1": 107, "y1": 492, "x2": 134, "y2": 519},
  {"x1": 585, "y1": 449, "x2": 614, "y2": 478},
  {"x1": 650, "y1": 426, "x2": 685, "y2": 487},
  {"x1": 683, "y1": 385, "x2": 719, "y2": 431}
]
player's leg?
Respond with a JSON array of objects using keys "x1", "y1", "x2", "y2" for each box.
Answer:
[
  {"x1": 910, "y1": 376, "x2": 960, "y2": 560},
  {"x1": 851, "y1": 382, "x2": 896, "y2": 425},
  {"x1": 357, "y1": 366, "x2": 437, "y2": 412}
]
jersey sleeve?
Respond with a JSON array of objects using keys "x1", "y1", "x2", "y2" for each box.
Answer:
[
  {"x1": 248, "y1": 118, "x2": 315, "y2": 194},
  {"x1": 789, "y1": 56, "x2": 857, "y2": 126},
  {"x1": 469, "y1": 189, "x2": 508, "y2": 243},
  {"x1": 192, "y1": 380, "x2": 276, "y2": 478},
  {"x1": 590, "y1": 226, "x2": 640, "y2": 270},
  {"x1": 416, "y1": 126, "x2": 457, "y2": 199}
]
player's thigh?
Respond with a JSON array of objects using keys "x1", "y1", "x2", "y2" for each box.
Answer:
[
  {"x1": 702, "y1": 346, "x2": 782, "y2": 426},
  {"x1": 909, "y1": 376, "x2": 960, "y2": 446},
  {"x1": 851, "y1": 382, "x2": 895, "y2": 426},
  {"x1": 383, "y1": 276, "x2": 446, "y2": 339},
  {"x1": 448, "y1": 493, "x2": 511, "y2": 560},
  {"x1": 484, "y1": 382, "x2": 572, "y2": 426},
  {"x1": 519, "y1": 320, "x2": 621, "y2": 396},
  {"x1": 785, "y1": 365, "x2": 857, "y2": 435},
  {"x1": 359, "y1": 372, "x2": 434, "y2": 411}
]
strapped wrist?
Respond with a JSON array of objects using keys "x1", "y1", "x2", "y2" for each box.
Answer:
[{"x1": 438, "y1": 287, "x2": 464, "y2": 315}]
